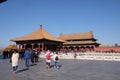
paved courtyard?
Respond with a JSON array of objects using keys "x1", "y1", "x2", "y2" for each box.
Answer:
[{"x1": 0, "y1": 57, "x2": 120, "y2": 80}]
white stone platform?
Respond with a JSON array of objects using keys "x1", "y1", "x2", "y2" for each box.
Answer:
[{"x1": 39, "y1": 52, "x2": 120, "y2": 61}]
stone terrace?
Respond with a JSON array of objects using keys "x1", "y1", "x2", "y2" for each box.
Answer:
[
  {"x1": 0, "y1": 57, "x2": 120, "y2": 80},
  {"x1": 40, "y1": 52, "x2": 120, "y2": 61}
]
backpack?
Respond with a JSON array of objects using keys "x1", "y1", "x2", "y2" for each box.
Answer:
[
  {"x1": 35, "y1": 51, "x2": 38, "y2": 55},
  {"x1": 55, "y1": 56, "x2": 59, "y2": 60},
  {"x1": 46, "y1": 53, "x2": 51, "y2": 60}
]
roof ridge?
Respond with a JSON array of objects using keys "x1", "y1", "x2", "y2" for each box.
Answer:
[{"x1": 61, "y1": 31, "x2": 91, "y2": 35}]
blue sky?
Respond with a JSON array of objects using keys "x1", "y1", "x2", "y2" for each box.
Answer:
[{"x1": 0, "y1": 0, "x2": 120, "y2": 48}]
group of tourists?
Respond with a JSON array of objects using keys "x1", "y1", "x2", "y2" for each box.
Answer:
[
  {"x1": 45, "y1": 50, "x2": 60, "y2": 69},
  {"x1": 11, "y1": 48, "x2": 32, "y2": 74},
  {"x1": 10, "y1": 48, "x2": 60, "y2": 74}
]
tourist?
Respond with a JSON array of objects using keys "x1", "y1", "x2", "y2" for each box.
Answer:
[
  {"x1": 45, "y1": 50, "x2": 51, "y2": 69},
  {"x1": 11, "y1": 49, "x2": 19, "y2": 74},
  {"x1": 24, "y1": 48, "x2": 31, "y2": 69},
  {"x1": 31, "y1": 49, "x2": 35, "y2": 64},
  {"x1": 73, "y1": 51, "x2": 77, "y2": 59},
  {"x1": 53, "y1": 51, "x2": 60, "y2": 69},
  {"x1": 34, "y1": 49, "x2": 38, "y2": 62}
]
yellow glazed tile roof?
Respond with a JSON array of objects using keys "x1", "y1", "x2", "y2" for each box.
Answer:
[
  {"x1": 11, "y1": 25, "x2": 65, "y2": 42},
  {"x1": 59, "y1": 31, "x2": 94, "y2": 40}
]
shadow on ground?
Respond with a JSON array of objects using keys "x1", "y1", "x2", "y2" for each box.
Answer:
[
  {"x1": 17, "y1": 68, "x2": 29, "y2": 73},
  {"x1": 50, "y1": 64, "x2": 62, "y2": 69}
]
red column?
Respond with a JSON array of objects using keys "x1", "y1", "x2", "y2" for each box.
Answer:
[
  {"x1": 89, "y1": 47, "x2": 91, "y2": 52},
  {"x1": 62, "y1": 46, "x2": 64, "y2": 52},
  {"x1": 16, "y1": 44, "x2": 19, "y2": 50},
  {"x1": 31, "y1": 44, "x2": 34, "y2": 50},
  {"x1": 79, "y1": 47, "x2": 80, "y2": 52},
  {"x1": 84, "y1": 47, "x2": 86, "y2": 52},
  {"x1": 73, "y1": 47, "x2": 75, "y2": 52},
  {"x1": 92, "y1": 47, "x2": 94, "y2": 51},
  {"x1": 24, "y1": 44, "x2": 26, "y2": 49},
  {"x1": 93, "y1": 46, "x2": 95, "y2": 51},
  {"x1": 38, "y1": 43, "x2": 40, "y2": 51},
  {"x1": 90, "y1": 47, "x2": 93, "y2": 51}
]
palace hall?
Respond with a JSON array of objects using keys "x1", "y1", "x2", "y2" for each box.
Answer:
[{"x1": 11, "y1": 25, "x2": 100, "y2": 52}]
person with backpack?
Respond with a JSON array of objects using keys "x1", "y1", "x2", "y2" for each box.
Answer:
[
  {"x1": 45, "y1": 50, "x2": 51, "y2": 69},
  {"x1": 53, "y1": 51, "x2": 60, "y2": 69}
]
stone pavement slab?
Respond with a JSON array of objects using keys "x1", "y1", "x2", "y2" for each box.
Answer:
[{"x1": 0, "y1": 58, "x2": 120, "y2": 80}]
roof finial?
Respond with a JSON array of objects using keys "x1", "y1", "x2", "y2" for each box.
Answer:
[
  {"x1": 90, "y1": 30, "x2": 93, "y2": 33},
  {"x1": 40, "y1": 24, "x2": 42, "y2": 29},
  {"x1": 90, "y1": 30, "x2": 94, "y2": 38},
  {"x1": 60, "y1": 33, "x2": 62, "y2": 36}
]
